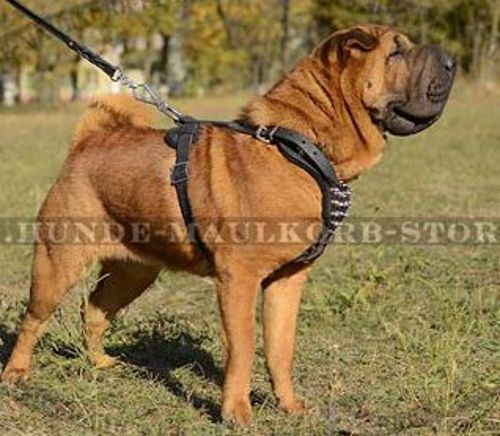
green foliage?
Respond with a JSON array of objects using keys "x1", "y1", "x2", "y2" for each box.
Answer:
[
  {"x1": 108, "y1": 0, "x2": 179, "y2": 39},
  {"x1": 0, "y1": 1, "x2": 498, "y2": 100},
  {"x1": 313, "y1": 0, "x2": 499, "y2": 76},
  {"x1": 183, "y1": 0, "x2": 284, "y2": 92}
]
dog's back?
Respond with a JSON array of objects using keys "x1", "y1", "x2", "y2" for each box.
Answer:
[
  {"x1": 35, "y1": 95, "x2": 199, "y2": 266},
  {"x1": 71, "y1": 94, "x2": 155, "y2": 148}
]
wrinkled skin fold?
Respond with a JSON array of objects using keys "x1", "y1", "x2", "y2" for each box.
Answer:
[{"x1": 382, "y1": 44, "x2": 456, "y2": 136}]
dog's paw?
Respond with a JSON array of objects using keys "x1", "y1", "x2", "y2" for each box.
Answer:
[
  {"x1": 91, "y1": 353, "x2": 118, "y2": 369},
  {"x1": 222, "y1": 398, "x2": 253, "y2": 426},
  {"x1": 279, "y1": 397, "x2": 308, "y2": 415},
  {"x1": 1, "y1": 366, "x2": 32, "y2": 385}
]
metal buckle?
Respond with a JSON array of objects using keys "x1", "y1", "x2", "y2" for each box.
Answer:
[
  {"x1": 170, "y1": 162, "x2": 189, "y2": 185},
  {"x1": 111, "y1": 68, "x2": 124, "y2": 82},
  {"x1": 255, "y1": 126, "x2": 278, "y2": 144},
  {"x1": 255, "y1": 126, "x2": 271, "y2": 143}
]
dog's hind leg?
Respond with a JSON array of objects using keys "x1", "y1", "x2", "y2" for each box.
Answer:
[
  {"x1": 1, "y1": 241, "x2": 88, "y2": 384},
  {"x1": 82, "y1": 260, "x2": 161, "y2": 368}
]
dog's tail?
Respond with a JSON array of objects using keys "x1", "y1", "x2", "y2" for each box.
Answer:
[{"x1": 71, "y1": 94, "x2": 154, "y2": 147}]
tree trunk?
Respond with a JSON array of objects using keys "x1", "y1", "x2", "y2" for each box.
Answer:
[
  {"x1": 158, "y1": 33, "x2": 171, "y2": 88},
  {"x1": 280, "y1": 0, "x2": 291, "y2": 73},
  {"x1": 69, "y1": 56, "x2": 81, "y2": 102},
  {"x1": 472, "y1": 20, "x2": 485, "y2": 79},
  {"x1": 144, "y1": 37, "x2": 156, "y2": 86},
  {"x1": 484, "y1": 0, "x2": 500, "y2": 83},
  {"x1": 1, "y1": 69, "x2": 17, "y2": 107},
  {"x1": 0, "y1": 72, "x2": 4, "y2": 105},
  {"x1": 215, "y1": 0, "x2": 236, "y2": 49}
]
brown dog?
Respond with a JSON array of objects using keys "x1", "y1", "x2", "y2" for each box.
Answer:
[{"x1": 2, "y1": 25, "x2": 455, "y2": 424}]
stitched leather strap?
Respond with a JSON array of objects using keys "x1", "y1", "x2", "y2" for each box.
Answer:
[
  {"x1": 165, "y1": 120, "x2": 351, "y2": 274},
  {"x1": 208, "y1": 121, "x2": 339, "y2": 185},
  {"x1": 168, "y1": 122, "x2": 210, "y2": 260}
]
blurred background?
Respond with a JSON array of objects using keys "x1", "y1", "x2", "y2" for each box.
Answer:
[
  {"x1": 1, "y1": 2, "x2": 499, "y2": 433},
  {"x1": 0, "y1": 0, "x2": 499, "y2": 106}
]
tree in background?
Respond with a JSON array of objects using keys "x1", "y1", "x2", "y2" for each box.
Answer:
[
  {"x1": 0, "y1": 0, "x2": 112, "y2": 103},
  {"x1": 312, "y1": 0, "x2": 500, "y2": 81},
  {"x1": 183, "y1": 0, "x2": 283, "y2": 93},
  {"x1": 0, "y1": 0, "x2": 498, "y2": 105},
  {"x1": 107, "y1": 0, "x2": 179, "y2": 90}
]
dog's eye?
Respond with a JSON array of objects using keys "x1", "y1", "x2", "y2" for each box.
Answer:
[{"x1": 388, "y1": 50, "x2": 403, "y2": 61}]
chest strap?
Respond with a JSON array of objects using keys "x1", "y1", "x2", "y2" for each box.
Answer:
[
  {"x1": 169, "y1": 121, "x2": 211, "y2": 260},
  {"x1": 166, "y1": 120, "x2": 351, "y2": 269}
]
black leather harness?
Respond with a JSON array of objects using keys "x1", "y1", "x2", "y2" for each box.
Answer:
[{"x1": 165, "y1": 118, "x2": 352, "y2": 272}]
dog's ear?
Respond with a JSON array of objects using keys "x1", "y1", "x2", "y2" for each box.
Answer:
[
  {"x1": 316, "y1": 28, "x2": 378, "y2": 68},
  {"x1": 338, "y1": 28, "x2": 378, "y2": 66},
  {"x1": 340, "y1": 28, "x2": 378, "y2": 52}
]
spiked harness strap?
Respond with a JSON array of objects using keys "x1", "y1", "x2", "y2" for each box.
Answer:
[{"x1": 165, "y1": 120, "x2": 352, "y2": 270}]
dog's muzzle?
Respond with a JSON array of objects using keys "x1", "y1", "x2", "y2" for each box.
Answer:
[{"x1": 383, "y1": 45, "x2": 457, "y2": 136}]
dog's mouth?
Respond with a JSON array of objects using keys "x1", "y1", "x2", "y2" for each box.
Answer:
[
  {"x1": 381, "y1": 105, "x2": 441, "y2": 136},
  {"x1": 373, "y1": 44, "x2": 456, "y2": 137},
  {"x1": 370, "y1": 104, "x2": 440, "y2": 137}
]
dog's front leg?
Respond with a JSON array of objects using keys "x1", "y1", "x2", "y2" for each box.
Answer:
[
  {"x1": 216, "y1": 263, "x2": 260, "y2": 426},
  {"x1": 263, "y1": 267, "x2": 310, "y2": 414}
]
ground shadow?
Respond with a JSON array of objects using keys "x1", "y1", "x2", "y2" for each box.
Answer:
[
  {"x1": 0, "y1": 324, "x2": 17, "y2": 367},
  {"x1": 109, "y1": 329, "x2": 223, "y2": 422},
  {"x1": 108, "y1": 326, "x2": 269, "y2": 423},
  {"x1": 0, "y1": 318, "x2": 269, "y2": 423}
]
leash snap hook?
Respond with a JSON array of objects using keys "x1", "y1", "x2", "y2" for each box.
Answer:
[{"x1": 131, "y1": 83, "x2": 156, "y2": 104}]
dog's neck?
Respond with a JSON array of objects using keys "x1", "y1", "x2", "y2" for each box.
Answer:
[{"x1": 242, "y1": 56, "x2": 386, "y2": 181}]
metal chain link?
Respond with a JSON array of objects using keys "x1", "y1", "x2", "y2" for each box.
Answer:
[{"x1": 112, "y1": 68, "x2": 184, "y2": 124}]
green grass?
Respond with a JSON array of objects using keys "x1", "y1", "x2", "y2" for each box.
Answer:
[{"x1": 0, "y1": 86, "x2": 499, "y2": 435}]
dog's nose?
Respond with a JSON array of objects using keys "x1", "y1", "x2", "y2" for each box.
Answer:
[
  {"x1": 440, "y1": 51, "x2": 457, "y2": 73},
  {"x1": 423, "y1": 45, "x2": 457, "y2": 75}
]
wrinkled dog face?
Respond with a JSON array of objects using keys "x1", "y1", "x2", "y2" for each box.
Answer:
[{"x1": 319, "y1": 25, "x2": 456, "y2": 136}]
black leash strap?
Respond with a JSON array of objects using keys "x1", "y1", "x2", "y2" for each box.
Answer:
[{"x1": 5, "y1": 0, "x2": 120, "y2": 80}]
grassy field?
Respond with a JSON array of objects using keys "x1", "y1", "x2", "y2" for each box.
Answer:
[{"x1": 0, "y1": 86, "x2": 499, "y2": 435}]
